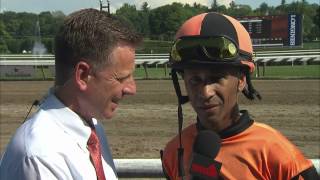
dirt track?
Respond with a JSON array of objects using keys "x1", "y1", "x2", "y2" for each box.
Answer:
[{"x1": 0, "y1": 80, "x2": 319, "y2": 159}]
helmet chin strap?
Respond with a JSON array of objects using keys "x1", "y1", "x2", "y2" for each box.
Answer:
[{"x1": 171, "y1": 69, "x2": 188, "y2": 178}]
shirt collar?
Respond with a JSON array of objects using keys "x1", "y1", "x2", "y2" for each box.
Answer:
[{"x1": 39, "y1": 90, "x2": 92, "y2": 148}]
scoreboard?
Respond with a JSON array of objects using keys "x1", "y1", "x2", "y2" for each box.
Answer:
[
  {"x1": 236, "y1": 14, "x2": 303, "y2": 46},
  {"x1": 239, "y1": 19, "x2": 272, "y2": 38}
]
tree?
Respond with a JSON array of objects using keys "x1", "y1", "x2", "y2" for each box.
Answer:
[
  {"x1": 16, "y1": 12, "x2": 38, "y2": 37},
  {"x1": 0, "y1": 1, "x2": 318, "y2": 51},
  {"x1": 229, "y1": 1, "x2": 236, "y2": 10},
  {"x1": 20, "y1": 37, "x2": 33, "y2": 52},
  {"x1": 115, "y1": 3, "x2": 140, "y2": 33},
  {"x1": 216, "y1": 5, "x2": 227, "y2": 14},
  {"x1": 149, "y1": 3, "x2": 185, "y2": 40},
  {"x1": 211, "y1": 0, "x2": 219, "y2": 12},
  {"x1": 314, "y1": 6, "x2": 320, "y2": 28},
  {"x1": 39, "y1": 12, "x2": 56, "y2": 36},
  {"x1": 311, "y1": 6, "x2": 320, "y2": 40},
  {"x1": 2, "y1": 11, "x2": 20, "y2": 37},
  {"x1": 258, "y1": 2, "x2": 270, "y2": 15},
  {"x1": 228, "y1": 4, "x2": 253, "y2": 17},
  {"x1": 139, "y1": 2, "x2": 150, "y2": 37},
  {"x1": 277, "y1": 0, "x2": 287, "y2": 14},
  {"x1": 182, "y1": 2, "x2": 208, "y2": 16},
  {"x1": 6, "y1": 38, "x2": 22, "y2": 53},
  {"x1": 0, "y1": 20, "x2": 10, "y2": 53},
  {"x1": 1, "y1": 11, "x2": 64, "y2": 54},
  {"x1": 302, "y1": 4, "x2": 319, "y2": 40}
]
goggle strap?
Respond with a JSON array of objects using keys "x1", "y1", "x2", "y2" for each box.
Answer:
[{"x1": 239, "y1": 49, "x2": 253, "y2": 60}]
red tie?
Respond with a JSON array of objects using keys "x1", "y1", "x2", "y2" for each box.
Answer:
[{"x1": 87, "y1": 128, "x2": 106, "y2": 180}]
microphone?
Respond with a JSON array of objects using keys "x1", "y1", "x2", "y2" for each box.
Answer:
[{"x1": 190, "y1": 130, "x2": 222, "y2": 180}]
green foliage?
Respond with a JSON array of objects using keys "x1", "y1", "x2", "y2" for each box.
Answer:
[
  {"x1": 41, "y1": 38, "x2": 55, "y2": 53},
  {"x1": 115, "y1": 4, "x2": 140, "y2": 31},
  {"x1": 139, "y1": 2, "x2": 151, "y2": 36},
  {"x1": 0, "y1": 11, "x2": 64, "y2": 54},
  {"x1": 255, "y1": 2, "x2": 270, "y2": 16},
  {"x1": 314, "y1": 6, "x2": 320, "y2": 28},
  {"x1": 311, "y1": 6, "x2": 320, "y2": 40},
  {"x1": 0, "y1": 2, "x2": 319, "y2": 54},
  {"x1": 147, "y1": 2, "x2": 208, "y2": 40},
  {"x1": 227, "y1": 4, "x2": 253, "y2": 16},
  {"x1": 0, "y1": 20, "x2": 10, "y2": 53},
  {"x1": 6, "y1": 38, "x2": 22, "y2": 53},
  {"x1": 0, "y1": 44, "x2": 9, "y2": 53},
  {"x1": 211, "y1": 0, "x2": 219, "y2": 12},
  {"x1": 20, "y1": 37, "x2": 34, "y2": 52},
  {"x1": 113, "y1": 1, "x2": 319, "y2": 41},
  {"x1": 149, "y1": 3, "x2": 185, "y2": 40},
  {"x1": 302, "y1": 41, "x2": 320, "y2": 49}
]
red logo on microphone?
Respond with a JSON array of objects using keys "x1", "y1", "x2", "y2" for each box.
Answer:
[{"x1": 191, "y1": 163, "x2": 218, "y2": 177}]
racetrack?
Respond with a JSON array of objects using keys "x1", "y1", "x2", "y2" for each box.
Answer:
[{"x1": 0, "y1": 80, "x2": 319, "y2": 159}]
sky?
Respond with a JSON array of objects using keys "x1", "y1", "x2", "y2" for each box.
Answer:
[{"x1": 0, "y1": 0, "x2": 319, "y2": 14}]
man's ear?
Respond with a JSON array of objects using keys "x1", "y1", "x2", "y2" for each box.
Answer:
[
  {"x1": 238, "y1": 74, "x2": 247, "y2": 92},
  {"x1": 74, "y1": 61, "x2": 91, "y2": 91}
]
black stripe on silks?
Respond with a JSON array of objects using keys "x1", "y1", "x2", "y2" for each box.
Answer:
[
  {"x1": 196, "y1": 110, "x2": 254, "y2": 139},
  {"x1": 291, "y1": 166, "x2": 320, "y2": 180},
  {"x1": 200, "y1": 13, "x2": 239, "y2": 46}
]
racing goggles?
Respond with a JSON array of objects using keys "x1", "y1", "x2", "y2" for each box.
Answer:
[{"x1": 170, "y1": 36, "x2": 252, "y2": 63}]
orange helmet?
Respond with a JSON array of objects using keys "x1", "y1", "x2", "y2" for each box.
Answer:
[
  {"x1": 170, "y1": 12, "x2": 261, "y2": 101},
  {"x1": 170, "y1": 12, "x2": 255, "y2": 73}
]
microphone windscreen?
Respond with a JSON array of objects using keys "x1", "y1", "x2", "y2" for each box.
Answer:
[{"x1": 193, "y1": 130, "x2": 221, "y2": 158}]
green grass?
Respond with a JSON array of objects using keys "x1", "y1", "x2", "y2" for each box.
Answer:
[
  {"x1": 256, "y1": 65, "x2": 320, "y2": 78},
  {"x1": 1, "y1": 65, "x2": 319, "y2": 80},
  {"x1": 135, "y1": 65, "x2": 320, "y2": 79},
  {"x1": 302, "y1": 41, "x2": 320, "y2": 49}
]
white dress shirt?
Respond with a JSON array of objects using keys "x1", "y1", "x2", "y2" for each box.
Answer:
[{"x1": 0, "y1": 91, "x2": 118, "y2": 180}]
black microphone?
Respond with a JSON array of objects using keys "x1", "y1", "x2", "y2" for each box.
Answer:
[{"x1": 190, "y1": 130, "x2": 222, "y2": 180}]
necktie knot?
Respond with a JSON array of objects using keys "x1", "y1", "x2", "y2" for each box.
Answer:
[{"x1": 88, "y1": 130, "x2": 99, "y2": 145}]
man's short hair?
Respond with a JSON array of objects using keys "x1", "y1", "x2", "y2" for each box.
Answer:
[{"x1": 54, "y1": 8, "x2": 142, "y2": 86}]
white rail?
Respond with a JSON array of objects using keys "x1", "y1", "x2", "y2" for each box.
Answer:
[
  {"x1": 255, "y1": 55, "x2": 320, "y2": 63},
  {"x1": 113, "y1": 159, "x2": 320, "y2": 178}
]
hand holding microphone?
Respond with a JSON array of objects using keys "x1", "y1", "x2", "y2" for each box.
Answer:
[{"x1": 190, "y1": 130, "x2": 222, "y2": 180}]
